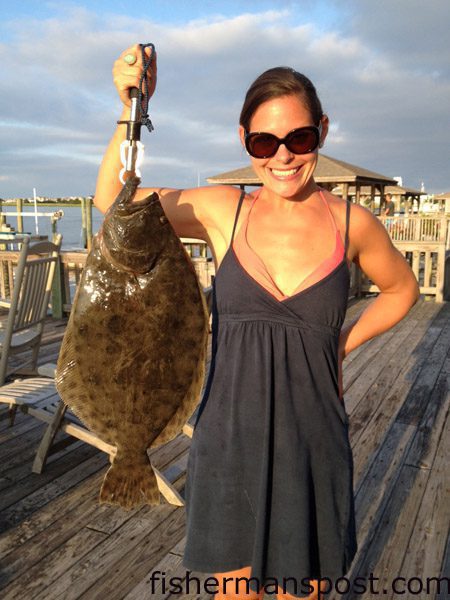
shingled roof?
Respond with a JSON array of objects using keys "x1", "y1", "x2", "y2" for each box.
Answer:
[{"x1": 207, "y1": 154, "x2": 397, "y2": 187}]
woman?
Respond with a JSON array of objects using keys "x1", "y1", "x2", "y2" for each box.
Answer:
[{"x1": 94, "y1": 45, "x2": 420, "y2": 600}]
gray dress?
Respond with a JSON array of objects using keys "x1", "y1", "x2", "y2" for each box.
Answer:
[{"x1": 183, "y1": 191, "x2": 357, "y2": 598}]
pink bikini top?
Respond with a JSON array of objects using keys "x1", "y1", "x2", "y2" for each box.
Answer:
[{"x1": 232, "y1": 188, "x2": 345, "y2": 301}]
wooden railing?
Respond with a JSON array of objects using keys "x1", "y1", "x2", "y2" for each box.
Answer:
[
  {"x1": 360, "y1": 215, "x2": 449, "y2": 302},
  {"x1": 379, "y1": 214, "x2": 449, "y2": 243},
  {"x1": 56, "y1": 239, "x2": 216, "y2": 315}
]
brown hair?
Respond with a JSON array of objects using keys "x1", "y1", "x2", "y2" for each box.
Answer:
[{"x1": 239, "y1": 67, "x2": 323, "y2": 131}]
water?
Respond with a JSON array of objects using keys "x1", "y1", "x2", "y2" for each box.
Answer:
[{"x1": 1, "y1": 205, "x2": 104, "y2": 250}]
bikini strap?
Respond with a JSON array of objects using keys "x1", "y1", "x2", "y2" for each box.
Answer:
[
  {"x1": 319, "y1": 190, "x2": 337, "y2": 232},
  {"x1": 344, "y1": 199, "x2": 351, "y2": 256},
  {"x1": 229, "y1": 189, "x2": 246, "y2": 247}
]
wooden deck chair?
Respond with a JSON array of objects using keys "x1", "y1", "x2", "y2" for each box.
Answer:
[{"x1": 0, "y1": 234, "x2": 62, "y2": 386}]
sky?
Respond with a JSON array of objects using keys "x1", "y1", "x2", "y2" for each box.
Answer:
[{"x1": 0, "y1": 0, "x2": 449, "y2": 198}]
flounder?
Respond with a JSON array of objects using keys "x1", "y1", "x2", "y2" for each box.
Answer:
[{"x1": 55, "y1": 176, "x2": 209, "y2": 509}]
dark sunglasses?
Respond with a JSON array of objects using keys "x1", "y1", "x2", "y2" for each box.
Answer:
[{"x1": 244, "y1": 124, "x2": 322, "y2": 159}]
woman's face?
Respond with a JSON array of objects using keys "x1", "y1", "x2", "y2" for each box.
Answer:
[{"x1": 239, "y1": 94, "x2": 328, "y2": 200}]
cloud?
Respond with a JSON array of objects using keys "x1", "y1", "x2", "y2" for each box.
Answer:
[
  {"x1": 338, "y1": 0, "x2": 450, "y2": 76},
  {"x1": 0, "y1": 3, "x2": 449, "y2": 199}
]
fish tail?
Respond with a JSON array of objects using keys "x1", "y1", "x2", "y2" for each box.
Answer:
[{"x1": 99, "y1": 454, "x2": 160, "y2": 509}]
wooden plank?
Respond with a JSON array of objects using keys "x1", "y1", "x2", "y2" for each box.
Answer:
[
  {"x1": 348, "y1": 300, "x2": 441, "y2": 485},
  {"x1": 0, "y1": 469, "x2": 104, "y2": 589},
  {"x1": 436, "y1": 534, "x2": 450, "y2": 600},
  {"x1": 342, "y1": 298, "x2": 419, "y2": 406},
  {"x1": 153, "y1": 465, "x2": 185, "y2": 507},
  {"x1": 346, "y1": 298, "x2": 435, "y2": 440},
  {"x1": 397, "y1": 395, "x2": 450, "y2": 599},
  {"x1": 396, "y1": 301, "x2": 450, "y2": 425},
  {"x1": 1, "y1": 527, "x2": 109, "y2": 600},
  {"x1": 27, "y1": 403, "x2": 117, "y2": 456},
  {"x1": 0, "y1": 447, "x2": 190, "y2": 589},
  {"x1": 124, "y1": 535, "x2": 266, "y2": 600},
  {"x1": 3, "y1": 442, "x2": 188, "y2": 598},
  {"x1": 0, "y1": 416, "x2": 51, "y2": 463},
  {"x1": 404, "y1": 356, "x2": 450, "y2": 469},
  {"x1": 76, "y1": 506, "x2": 188, "y2": 600},
  {"x1": 123, "y1": 536, "x2": 190, "y2": 599},
  {"x1": 32, "y1": 399, "x2": 68, "y2": 473},
  {"x1": 0, "y1": 377, "x2": 59, "y2": 402},
  {"x1": 0, "y1": 432, "x2": 84, "y2": 492},
  {"x1": 341, "y1": 297, "x2": 381, "y2": 367},
  {"x1": 150, "y1": 432, "x2": 191, "y2": 467},
  {"x1": 0, "y1": 415, "x2": 82, "y2": 467},
  {"x1": 32, "y1": 503, "x2": 184, "y2": 600},
  {"x1": 342, "y1": 465, "x2": 429, "y2": 600},
  {"x1": 0, "y1": 443, "x2": 103, "y2": 530},
  {"x1": 124, "y1": 550, "x2": 187, "y2": 599},
  {"x1": 51, "y1": 258, "x2": 64, "y2": 319},
  {"x1": 0, "y1": 403, "x2": 41, "y2": 432},
  {"x1": 353, "y1": 421, "x2": 417, "y2": 554},
  {"x1": 0, "y1": 457, "x2": 119, "y2": 560},
  {"x1": 334, "y1": 364, "x2": 450, "y2": 599}
]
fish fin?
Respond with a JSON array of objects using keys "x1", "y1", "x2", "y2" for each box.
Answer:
[
  {"x1": 99, "y1": 456, "x2": 160, "y2": 509},
  {"x1": 150, "y1": 314, "x2": 209, "y2": 449},
  {"x1": 149, "y1": 361, "x2": 205, "y2": 448}
]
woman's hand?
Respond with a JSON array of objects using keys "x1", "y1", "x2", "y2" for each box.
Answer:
[{"x1": 112, "y1": 44, "x2": 157, "y2": 107}]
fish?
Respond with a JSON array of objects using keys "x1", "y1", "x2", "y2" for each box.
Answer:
[{"x1": 55, "y1": 176, "x2": 209, "y2": 509}]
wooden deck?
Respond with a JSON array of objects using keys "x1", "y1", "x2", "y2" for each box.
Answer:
[{"x1": 0, "y1": 296, "x2": 449, "y2": 599}]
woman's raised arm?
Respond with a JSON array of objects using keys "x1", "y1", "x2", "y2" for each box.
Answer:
[
  {"x1": 92, "y1": 44, "x2": 239, "y2": 241},
  {"x1": 93, "y1": 44, "x2": 158, "y2": 212}
]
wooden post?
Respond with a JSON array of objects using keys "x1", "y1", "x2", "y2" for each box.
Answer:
[
  {"x1": 370, "y1": 184, "x2": 375, "y2": 213},
  {"x1": 85, "y1": 197, "x2": 93, "y2": 252},
  {"x1": 51, "y1": 215, "x2": 58, "y2": 244},
  {"x1": 414, "y1": 216, "x2": 421, "y2": 242},
  {"x1": 439, "y1": 215, "x2": 447, "y2": 244},
  {"x1": 342, "y1": 183, "x2": 349, "y2": 202},
  {"x1": 405, "y1": 195, "x2": 411, "y2": 215},
  {"x1": 16, "y1": 198, "x2": 23, "y2": 232},
  {"x1": 51, "y1": 257, "x2": 64, "y2": 320},
  {"x1": 80, "y1": 197, "x2": 87, "y2": 249},
  {"x1": 435, "y1": 215, "x2": 447, "y2": 303},
  {"x1": 378, "y1": 185, "x2": 385, "y2": 216}
]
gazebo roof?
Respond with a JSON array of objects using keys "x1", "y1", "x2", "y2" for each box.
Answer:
[
  {"x1": 386, "y1": 185, "x2": 424, "y2": 196},
  {"x1": 207, "y1": 154, "x2": 398, "y2": 187}
]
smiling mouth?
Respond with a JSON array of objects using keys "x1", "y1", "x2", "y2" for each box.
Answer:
[{"x1": 270, "y1": 166, "x2": 301, "y2": 178}]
